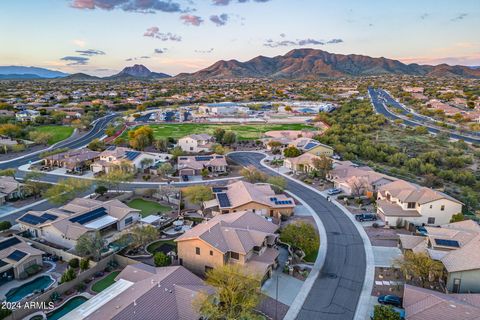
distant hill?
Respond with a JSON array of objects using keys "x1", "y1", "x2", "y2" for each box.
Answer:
[
  {"x1": 106, "y1": 64, "x2": 171, "y2": 80},
  {"x1": 0, "y1": 66, "x2": 68, "y2": 79},
  {"x1": 61, "y1": 73, "x2": 102, "y2": 81},
  {"x1": 177, "y1": 49, "x2": 480, "y2": 79}
]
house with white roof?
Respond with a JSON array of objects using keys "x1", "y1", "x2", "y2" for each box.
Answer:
[
  {"x1": 16, "y1": 198, "x2": 141, "y2": 249},
  {"x1": 91, "y1": 146, "x2": 161, "y2": 174}
]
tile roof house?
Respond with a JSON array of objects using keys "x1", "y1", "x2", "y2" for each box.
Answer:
[
  {"x1": 177, "y1": 134, "x2": 215, "y2": 153},
  {"x1": 376, "y1": 180, "x2": 462, "y2": 227},
  {"x1": 0, "y1": 236, "x2": 44, "y2": 280},
  {"x1": 327, "y1": 161, "x2": 396, "y2": 196},
  {"x1": 291, "y1": 138, "x2": 334, "y2": 157},
  {"x1": 15, "y1": 109, "x2": 40, "y2": 122},
  {"x1": 176, "y1": 210, "x2": 279, "y2": 280},
  {"x1": 284, "y1": 153, "x2": 322, "y2": 173},
  {"x1": 91, "y1": 147, "x2": 161, "y2": 174},
  {"x1": 61, "y1": 264, "x2": 213, "y2": 320},
  {"x1": 403, "y1": 284, "x2": 480, "y2": 320},
  {"x1": 17, "y1": 198, "x2": 141, "y2": 250},
  {"x1": 177, "y1": 154, "x2": 228, "y2": 177},
  {"x1": 0, "y1": 176, "x2": 26, "y2": 205},
  {"x1": 43, "y1": 148, "x2": 100, "y2": 173},
  {"x1": 205, "y1": 181, "x2": 295, "y2": 219}
]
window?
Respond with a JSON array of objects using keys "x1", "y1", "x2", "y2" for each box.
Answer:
[
  {"x1": 205, "y1": 266, "x2": 213, "y2": 273},
  {"x1": 430, "y1": 205, "x2": 433, "y2": 209},
  {"x1": 195, "y1": 247, "x2": 200, "y2": 255},
  {"x1": 210, "y1": 250, "x2": 213, "y2": 256},
  {"x1": 441, "y1": 205, "x2": 445, "y2": 211},
  {"x1": 407, "y1": 202, "x2": 415, "y2": 209},
  {"x1": 428, "y1": 217, "x2": 435, "y2": 224},
  {"x1": 125, "y1": 217, "x2": 133, "y2": 225},
  {"x1": 230, "y1": 252, "x2": 239, "y2": 260}
]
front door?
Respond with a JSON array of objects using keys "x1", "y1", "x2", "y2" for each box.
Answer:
[{"x1": 453, "y1": 278, "x2": 461, "y2": 293}]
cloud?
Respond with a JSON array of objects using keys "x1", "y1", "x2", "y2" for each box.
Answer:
[
  {"x1": 61, "y1": 56, "x2": 89, "y2": 65},
  {"x1": 216, "y1": 0, "x2": 271, "y2": 4},
  {"x1": 195, "y1": 48, "x2": 214, "y2": 53},
  {"x1": 180, "y1": 14, "x2": 203, "y2": 26},
  {"x1": 125, "y1": 55, "x2": 151, "y2": 61},
  {"x1": 72, "y1": 39, "x2": 87, "y2": 47},
  {"x1": 264, "y1": 37, "x2": 343, "y2": 48},
  {"x1": 154, "y1": 48, "x2": 168, "y2": 54},
  {"x1": 279, "y1": 33, "x2": 286, "y2": 38},
  {"x1": 70, "y1": 0, "x2": 183, "y2": 13},
  {"x1": 450, "y1": 13, "x2": 467, "y2": 22},
  {"x1": 143, "y1": 27, "x2": 182, "y2": 41},
  {"x1": 210, "y1": 13, "x2": 229, "y2": 26},
  {"x1": 420, "y1": 13, "x2": 429, "y2": 20},
  {"x1": 75, "y1": 49, "x2": 106, "y2": 56}
]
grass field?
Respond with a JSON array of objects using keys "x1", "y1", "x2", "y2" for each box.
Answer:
[
  {"x1": 123, "y1": 123, "x2": 314, "y2": 141},
  {"x1": 32, "y1": 126, "x2": 74, "y2": 145},
  {"x1": 91, "y1": 271, "x2": 120, "y2": 293},
  {"x1": 127, "y1": 199, "x2": 171, "y2": 217}
]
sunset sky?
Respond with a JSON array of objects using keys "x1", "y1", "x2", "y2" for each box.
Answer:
[{"x1": 0, "y1": 0, "x2": 479, "y2": 76}]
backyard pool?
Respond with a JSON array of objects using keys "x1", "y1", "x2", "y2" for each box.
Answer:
[
  {"x1": 47, "y1": 296, "x2": 88, "y2": 320},
  {"x1": 6, "y1": 275, "x2": 54, "y2": 302}
]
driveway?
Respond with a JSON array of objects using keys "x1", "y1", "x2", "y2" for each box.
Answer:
[{"x1": 372, "y1": 246, "x2": 402, "y2": 268}]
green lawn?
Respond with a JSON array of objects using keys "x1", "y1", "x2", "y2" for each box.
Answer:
[
  {"x1": 127, "y1": 199, "x2": 171, "y2": 217},
  {"x1": 91, "y1": 271, "x2": 120, "y2": 293},
  {"x1": 32, "y1": 126, "x2": 74, "y2": 145},
  {"x1": 122, "y1": 123, "x2": 314, "y2": 141},
  {"x1": 303, "y1": 250, "x2": 318, "y2": 263}
]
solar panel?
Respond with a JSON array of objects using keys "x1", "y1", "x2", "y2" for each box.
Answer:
[
  {"x1": 69, "y1": 207, "x2": 107, "y2": 225},
  {"x1": 125, "y1": 151, "x2": 140, "y2": 161},
  {"x1": 106, "y1": 145, "x2": 116, "y2": 151},
  {"x1": 195, "y1": 156, "x2": 213, "y2": 162},
  {"x1": 7, "y1": 250, "x2": 27, "y2": 261},
  {"x1": 212, "y1": 187, "x2": 227, "y2": 193},
  {"x1": 0, "y1": 238, "x2": 21, "y2": 251},
  {"x1": 179, "y1": 157, "x2": 188, "y2": 160},
  {"x1": 217, "y1": 193, "x2": 231, "y2": 208},
  {"x1": 215, "y1": 156, "x2": 224, "y2": 159},
  {"x1": 40, "y1": 213, "x2": 58, "y2": 221},
  {"x1": 18, "y1": 214, "x2": 48, "y2": 225},
  {"x1": 435, "y1": 239, "x2": 460, "y2": 248},
  {"x1": 270, "y1": 197, "x2": 277, "y2": 202},
  {"x1": 0, "y1": 260, "x2": 7, "y2": 268},
  {"x1": 304, "y1": 142, "x2": 319, "y2": 150}
]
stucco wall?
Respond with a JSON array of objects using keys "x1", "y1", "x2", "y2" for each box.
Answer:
[{"x1": 447, "y1": 269, "x2": 480, "y2": 293}]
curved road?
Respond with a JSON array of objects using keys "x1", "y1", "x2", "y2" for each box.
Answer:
[
  {"x1": 0, "y1": 113, "x2": 118, "y2": 170},
  {"x1": 229, "y1": 152, "x2": 366, "y2": 320},
  {"x1": 368, "y1": 88, "x2": 480, "y2": 145}
]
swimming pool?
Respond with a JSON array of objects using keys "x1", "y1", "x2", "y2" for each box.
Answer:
[
  {"x1": 6, "y1": 275, "x2": 54, "y2": 302},
  {"x1": 47, "y1": 296, "x2": 88, "y2": 320}
]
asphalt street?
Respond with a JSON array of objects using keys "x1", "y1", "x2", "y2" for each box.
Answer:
[
  {"x1": 229, "y1": 152, "x2": 366, "y2": 320},
  {"x1": 368, "y1": 88, "x2": 480, "y2": 144}
]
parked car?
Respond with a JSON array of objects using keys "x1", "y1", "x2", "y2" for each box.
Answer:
[
  {"x1": 416, "y1": 225, "x2": 427, "y2": 236},
  {"x1": 182, "y1": 175, "x2": 189, "y2": 182},
  {"x1": 370, "y1": 306, "x2": 405, "y2": 320},
  {"x1": 378, "y1": 294, "x2": 402, "y2": 307},
  {"x1": 327, "y1": 188, "x2": 342, "y2": 195},
  {"x1": 355, "y1": 213, "x2": 377, "y2": 222}
]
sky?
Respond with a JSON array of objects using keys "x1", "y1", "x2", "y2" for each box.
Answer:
[{"x1": 0, "y1": 0, "x2": 479, "y2": 76}]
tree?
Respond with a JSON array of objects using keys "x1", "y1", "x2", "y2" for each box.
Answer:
[
  {"x1": 140, "y1": 157, "x2": 154, "y2": 169},
  {"x1": 153, "y1": 252, "x2": 171, "y2": 267},
  {"x1": 95, "y1": 185, "x2": 108, "y2": 196},
  {"x1": 23, "y1": 171, "x2": 46, "y2": 199},
  {"x1": 372, "y1": 305, "x2": 401, "y2": 320},
  {"x1": 60, "y1": 268, "x2": 76, "y2": 283},
  {"x1": 128, "y1": 126, "x2": 154, "y2": 150},
  {"x1": 285, "y1": 106, "x2": 292, "y2": 112},
  {"x1": 131, "y1": 225, "x2": 158, "y2": 248},
  {"x1": 0, "y1": 168, "x2": 16, "y2": 177},
  {"x1": 240, "y1": 165, "x2": 267, "y2": 183},
  {"x1": 0, "y1": 221, "x2": 12, "y2": 231},
  {"x1": 213, "y1": 128, "x2": 226, "y2": 143},
  {"x1": 195, "y1": 264, "x2": 263, "y2": 320},
  {"x1": 311, "y1": 155, "x2": 333, "y2": 179},
  {"x1": 29, "y1": 131, "x2": 53, "y2": 145},
  {"x1": 222, "y1": 131, "x2": 237, "y2": 145},
  {"x1": 283, "y1": 146, "x2": 302, "y2": 158},
  {"x1": 170, "y1": 146, "x2": 184, "y2": 159},
  {"x1": 280, "y1": 222, "x2": 319, "y2": 260},
  {"x1": 154, "y1": 138, "x2": 169, "y2": 152},
  {"x1": 267, "y1": 140, "x2": 282, "y2": 153},
  {"x1": 68, "y1": 258, "x2": 80, "y2": 269},
  {"x1": 0, "y1": 124, "x2": 22, "y2": 138},
  {"x1": 267, "y1": 176, "x2": 287, "y2": 191},
  {"x1": 80, "y1": 258, "x2": 90, "y2": 271},
  {"x1": 393, "y1": 251, "x2": 444, "y2": 288},
  {"x1": 75, "y1": 231, "x2": 106, "y2": 261},
  {"x1": 44, "y1": 178, "x2": 92, "y2": 205},
  {"x1": 182, "y1": 185, "x2": 214, "y2": 205},
  {"x1": 212, "y1": 144, "x2": 231, "y2": 155},
  {"x1": 450, "y1": 212, "x2": 465, "y2": 223},
  {"x1": 158, "y1": 162, "x2": 174, "y2": 177},
  {"x1": 88, "y1": 138, "x2": 106, "y2": 151},
  {"x1": 97, "y1": 169, "x2": 133, "y2": 193},
  {"x1": 105, "y1": 125, "x2": 116, "y2": 137}
]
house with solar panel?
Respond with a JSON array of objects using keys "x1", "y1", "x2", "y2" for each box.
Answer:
[
  {"x1": 0, "y1": 176, "x2": 26, "y2": 205},
  {"x1": 177, "y1": 154, "x2": 228, "y2": 178},
  {"x1": 0, "y1": 236, "x2": 44, "y2": 280},
  {"x1": 203, "y1": 181, "x2": 295, "y2": 219},
  {"x1": 91, "y1": 146, "x2": 162, "y2": 174},
  {"x1": 399, "y1": 220, "x2": 480, "y2": 293},
  {"x1": 177, "y1": 134, "x2": 215, "y2": 153},
  {"x1": 16, "y1": 198, "x2": 141, "y2": 250},
  {"x1": 290, "y1": 138, "x2": 334, "y2": 157},
  {"x1": 176, "y1": 210, "x2": 280, "y2": 281},
  {"x1": 43, "y1": 148, "x2": 100, "y2": 173}
]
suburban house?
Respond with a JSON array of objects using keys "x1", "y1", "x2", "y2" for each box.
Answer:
[
  {"x1": 177, "y1": 154, "x2": 228, "y2": 177},
  {"x1": 0, "y1": 236, "x2": 44, "y2": 280},
  {"x1": 176, "y1": 210, "x2": 280, "y2": 281},
  {"x1": 60, "y1": 264, "x2": 213, "y2": 320},
  {"x1": 204, "y1": 180, "x2": 295, "y2": 219},
  {"x1": 0, "y1": 176, "x2": 26, "y2": 205},
  {"x1": 376, "y1": 180, "x2": 463, "y2": 227},
  {"x1": 43, "y1": 148, "x2": 100, "y2": 173},
  {"x1": 177, "y1": 134, "x2": 215, "y2": 153},
  {"x1": 263, "y1": 130, "x2": 318, "y2": 151},
  {"x1": 291, "y1": 138, "x2": 334, "y2": 157},
  {"x1": 399, "y1": 220, "x2": 480, "y2": 293},
  {"x1": 198, "y1": 102, "x2": 249, "y2": 115},
  {"x1": 284, "y1": 153, "x2": 322, "y2": 173},
  {"x1": 16, "y1": 198, "x2": 141, "y2": 249},
  {"x1": 327, "y1": 162, "x2": 396, "y2": 196},
  {"x1": 91, "y1": 146, "x2": 161, "y2": 174},
  {"x1": 403, "y1": 284, "x2": 480, "y2": 320},
  {"x1": 15, "y1": 109, "x2": 40, "y2": 122}
]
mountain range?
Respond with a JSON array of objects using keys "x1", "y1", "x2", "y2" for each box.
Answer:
[{"x1": 1, "y1": 49, "x2": 480, "y2": 80}]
